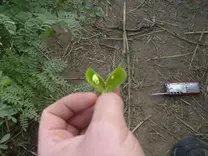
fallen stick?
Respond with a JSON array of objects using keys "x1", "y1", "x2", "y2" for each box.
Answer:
[
  {"x1": 143, "y1": 18, "x2": 207, "y2": 46},
  {"x1": 131, "y1": 30, "x2": 164, "y2": 38},
  {"x1": 152, "y1": 128, "x2": 167, "y2": 141},
  {"x1": 177, "y1": 117, "x2": 198, "y2": 133},
  {"x1": 129, "y1": 0, "x2": 146, "y2": 12},
  {"x1": 106, "y1": 25, "x2": 152, "y2": 32},
  {"x1": 147, "y1": 53, "x2": 192, "y2": 61},
  {"x1": 185, "y1": 31, "x2": 208, "y2": 35},
  {"x1": 132, "y1": 115, "x2": 151, "y2": 133},
  {"x1": 104, "y1": 37, "x2": 133, "y2": 41},
  {"x1": 158, "y1": 25, "x2": 205, "y2": 46},
  {"x1": 189, "y1": 28, "x2": 205, "y2": 69},
  {"x1": 150, "y1": 119, "x2": 180, "y2": 140},
  {"x1": 123, "y1": 0, "x2": 132, "y2": 128}
]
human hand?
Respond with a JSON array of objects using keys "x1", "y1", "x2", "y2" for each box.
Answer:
[{"x1": 38, "y1": 92, "x2": 144, "y2": 156}]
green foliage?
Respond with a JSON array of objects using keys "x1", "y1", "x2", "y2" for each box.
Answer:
[
  {"x1": 0, "y1": 133, "x2": 11, "y2": 156},
  {"x1": 67, "y1": 84, "x2": 93, "y2": 93},
  {"x1": 0, "y1": 100, "x2": 14, "y2": 155},
  {"x1": 85, "y1": 66, "x2": 127, "y2": 94},
  {"x1": 83, "y1": 0, "x2": 105, "y2": 18},
  {"x1": 0, "y1": 0, "x2": 102, "y2": 136},
  {"x1": 0, "y1": 134, "x2": 10, "y2": 150},
  {"x1": 0, "y1": 134, "x2": 10, "y2": 145}
]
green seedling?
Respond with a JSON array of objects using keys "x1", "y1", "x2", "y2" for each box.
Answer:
[{"x1": 85, "y1": 66, "x2": 127, "y2": 94}]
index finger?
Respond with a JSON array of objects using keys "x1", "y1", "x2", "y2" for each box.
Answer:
[{"x1": 40, "y1": 92, "x2": 97, "y2": 130}]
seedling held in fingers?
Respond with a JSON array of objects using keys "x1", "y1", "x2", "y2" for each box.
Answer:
[{"x1": 85, "y1": 66, "x2": 127, "y2": 94}]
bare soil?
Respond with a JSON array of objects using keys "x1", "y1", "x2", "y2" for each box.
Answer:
[{"x1": 51, "y1": 0, "x2": 208, "y2": 155}]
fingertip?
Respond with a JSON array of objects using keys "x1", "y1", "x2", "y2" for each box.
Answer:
[
  {"x1": 98, "y1": 93, "x2": 123, "y2": 105},
  {"x1": 68, "y1": 92, "x2": 98, "y2": 100},
  {"x1": 84, "y1": 92, "x2": 98, "y2": 101},
  {"x1": 63, "y1": 92, "x2": 98, "y2": 108},
  {"x1": 93, "y1": 93, "x2": 124, "y2": 120}
]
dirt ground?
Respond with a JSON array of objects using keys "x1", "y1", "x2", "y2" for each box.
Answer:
[{"x1": 51, "y1": 0, "x2": 208, "y2": 155}]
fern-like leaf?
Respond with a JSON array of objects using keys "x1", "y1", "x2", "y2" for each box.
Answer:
[
  {"x1": 19, "y1": 114, "x2": 28, "y2": 131},
  {"x1": 0, "y1": 0, "x2": 102, "y2": 133},
  {"x1": 45, "y1": 60, "x2": 67, "y2": 73}
]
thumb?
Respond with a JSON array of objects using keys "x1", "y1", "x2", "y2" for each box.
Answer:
[{"x1": 91, "y1": 93, "x2": 126, "y2": 127}]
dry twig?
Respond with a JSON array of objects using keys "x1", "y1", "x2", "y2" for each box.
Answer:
[
  {"x1": 132, "y1": 30, "x2": 164, "y2": 38},
  {"x1": 189, "y1": 28, "x2": 205, "y2": 69},
  {"x1": 157, "y1": 20, "x2": 179, "y2": 27},
  {"x1": 63, "y1": 41, "x2": 72, "y2": 58},
  {"x1": 62, "y1": 41, "x2": 76, "y2": 59},
  {"x1": 81, "y1": 33, "x2": 102, "y2": 40},
  {"x1": 180, "y1": 99, "x2": 191, "y2": 106},
  {"x1": 150, "y1": 119, "x2": 180, "y2": 140},
  {"x1": 152, "y1": 128, "x2": 167, "y2": 141},
  {"x1": 128, "y1": 27, "x2": 154, "y2": 37},
  {"x1": 194, "y1": 133, "x2": 208, "y2": 136},
  {"x1": 104, "y1": 37, "x2": 133, "y2": 41},
  {"x1": 130, "y1": 0, "x2": 145, "y2": 12},
  {"x1": 147, "y1": 53, "x2": 192, "y2": 61},
  {"x1": 99, "y1": 43, "x2": 119, "y2": 49},
  {"x1": 18, "y1": 145, "x2": 37, "y2": 156},
  {"x1": 134, "y1": 73, "x2": 147, "y2": 89},
  {"x1": 123, "y1": 1, "x2": 127, "y2": 55},
  {"x1": 87, "y1": 57, "x2": 105, "y2": 63},
  {"x1": 123, "y1": 0, "x2": 131, "y2": 128},
  {"x1": 193, "y1": 107, "x2": 208, "y2": 124},
  {"x1": 190, "y1": 98, "x2": 208, "y2": 114},
  {"x1": 196, "y1": 101, "x2": 208, "y2": 114},
  {"x1": 185, "y1": 31, "x2": 208, "y2": 35},
  {"x1": 164, "y1": 150, "x2": 170, "y2": 156},
  {"x1": 105, "y1": 0, "x2": 110, "y2": 16},
  {"x1": 177, "y1": 117, "x2": 197, "y2": 133},
  {"x1": 143, "y1": 18, "x2": 206, "y2": 46},
  {"x1": 132, "y1": 115, "x2": 151, "y2": 133},
  {"x1": 112, "y1": 50, "x2": 117, "y2": 69},
  {"x1": 106, "y1": 25, "x2": 152, "y2": 32},
  {"x1": 158, "y1": 25, "x2": 205, "y2": 46},
  {"x1": 181, "y1": 99, "x2": 208, "y2": 124},
  {"x1": 132, "y1": 55, "x2": 136, "y2": 77},
  {"x1": 180, "y1": 100, "x2": 184, "y2": 119}
]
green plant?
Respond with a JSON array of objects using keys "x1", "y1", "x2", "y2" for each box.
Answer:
[
  {"x1": 83, "y1": 0, "x2": 105, "y2": 18},
  {"x1": 0, "y1": 134, "x2": 10, "y2": 150},
  {"x1": 85, "y1": 66, "x2": 127, "y2": 94},
  {"x1": 0, "y1": 133, "x2": 11, "y2": 156},
  {"x1": 0, "y1": 0, "x2": 103, "y2": 133},
  {"x1": 0, "y1": 99, "x2": 15, "y2": 156}
]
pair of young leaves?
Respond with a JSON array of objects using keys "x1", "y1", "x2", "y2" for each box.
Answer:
[{"x1": 85, "y1": 66, "x2": 127, "y2": 94}]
